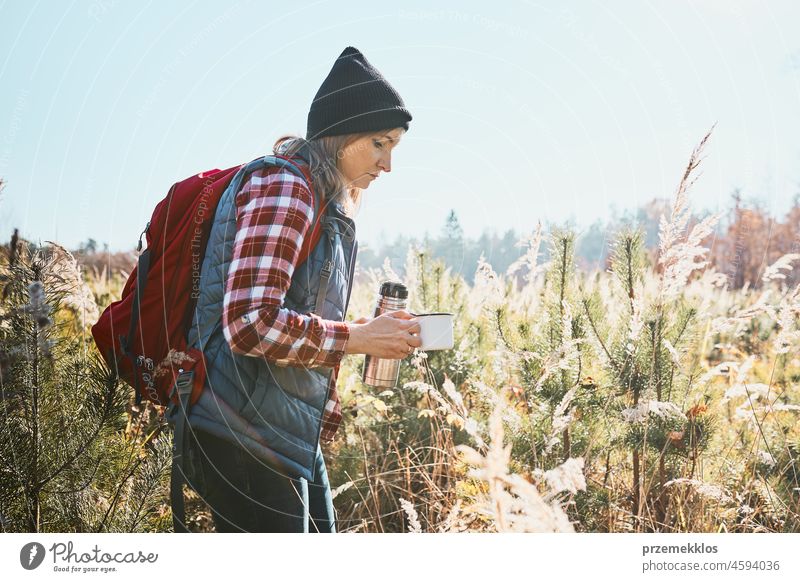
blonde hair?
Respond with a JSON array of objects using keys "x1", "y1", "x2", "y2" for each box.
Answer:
[{"x1": 273, "y1": 133, "x2": 369, "y2": 218}]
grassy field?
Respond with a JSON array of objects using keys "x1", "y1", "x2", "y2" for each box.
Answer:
[{"x1": 2, "y1": 133, "x2": 799, "y2": 533}]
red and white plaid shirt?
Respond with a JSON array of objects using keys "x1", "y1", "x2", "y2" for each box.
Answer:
[{"x1": 221, "y1": 163, "x2": 349, "y2": 442}]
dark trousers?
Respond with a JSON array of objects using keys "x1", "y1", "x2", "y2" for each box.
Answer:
[{"x1": 183, "y1": 429, "x2": 336, "y2": 533}]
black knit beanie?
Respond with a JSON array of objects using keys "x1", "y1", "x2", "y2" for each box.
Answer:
[{"x1": 306, "y1": 47, "x2": 412, "y2": 140}]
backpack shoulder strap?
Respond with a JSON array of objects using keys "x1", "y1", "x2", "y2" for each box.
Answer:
[
  {"x1": 267, "y1": 154, "x2": 323, "y2": 265},
  {"x1": 193, "y1": 155, "x2": 324, "y2": 351}
]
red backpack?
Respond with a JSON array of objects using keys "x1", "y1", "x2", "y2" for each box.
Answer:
[{"x1": 91, "y1": 155, "x2": 321, "y2": 410}]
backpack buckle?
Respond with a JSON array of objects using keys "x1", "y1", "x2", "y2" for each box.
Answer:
[{"x1": 169, "y1": 368, "x2": 195, "y2": 406}]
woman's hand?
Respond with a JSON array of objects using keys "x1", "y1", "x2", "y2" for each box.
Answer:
[{"x1": 345, "y1": 310, "x2": 422, "y2": 359}]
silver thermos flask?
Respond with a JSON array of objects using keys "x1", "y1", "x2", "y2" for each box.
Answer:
[{"x1": 361, "y1": 281, "x2": 409, "y2": 388}]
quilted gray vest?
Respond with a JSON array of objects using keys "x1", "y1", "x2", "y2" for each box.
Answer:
[{"x1": 180, "y1": 153, "x2": 357, "y2": 482}]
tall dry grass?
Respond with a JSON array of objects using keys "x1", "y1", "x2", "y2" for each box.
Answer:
[
  {"x1": 326, "y1": 129, "x2": 800, "y2": 533},
  {"x1": 9, "y1": 129, "x2": 797, "y2": 532}
]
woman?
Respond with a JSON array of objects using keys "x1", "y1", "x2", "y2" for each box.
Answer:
[{"x1": 178, "y1": 46, "x2": 422, "y2": 532}]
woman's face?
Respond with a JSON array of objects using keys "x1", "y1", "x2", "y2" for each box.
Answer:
[{"x1": 337, "y1": 127, "x2": 405, "y2": 189}]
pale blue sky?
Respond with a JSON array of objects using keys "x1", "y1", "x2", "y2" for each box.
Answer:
[{"x1": 1, "y1": 0, "x2": 799, "y2": 253}]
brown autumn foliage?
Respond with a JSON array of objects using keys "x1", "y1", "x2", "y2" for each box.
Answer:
[{"x1": 710, "y1": 193, "x2": 800, "y2": 289}]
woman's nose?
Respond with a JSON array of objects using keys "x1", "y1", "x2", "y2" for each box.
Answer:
[{"x1": 378, "y1": 153, "x2": 392, "y2": 173}]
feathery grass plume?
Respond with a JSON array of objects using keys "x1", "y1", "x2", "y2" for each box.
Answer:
[
  {"x1": 694, "y1": 360, "x2": 738, "y2": 387},
  {"x1": 657, "y1": 127, "x2": 714, "y2": 254},
  {"x1": 762, "y1": 253, "x2": 800, "y2": 284},
  {"x1": 686, "y1": 269, "x2": 728, "y2": 319},
  {"x1": 657, "y1": 127, "x2": 722, "y2": 302},
  {"x1": 330, "y1": 481, "x2": 354, "y2": 500},
  {"x1": 24, "y1": 281, "x2": 55, "y2": 358},
  {"x1": 772, "y1": 285, "x2": 800, "y2": 354},
  {"x1": 663, "y1": 478, "x2": 733, "y2": 504},
  {"x1": 456, "y1": 394, "x2": 578, "y2": 532},
  {"x1": 506, "y1": 221, "x2": 543, "y2": 285},
  {"x1": 404, "y1": 379, "x2": 484, "y2": 449},
  {"x1": 441, "y1": 375, "x2": 481, "y2": 437},
  {"x1": 711, "y1": 288, "x2": 776, "y2": 336},
  {"x1": 661, "y1": 338, "x2": 684, "y2": 371},
  {"x1": 719, "y1": 355, "x2": 760, "y2": 404},
  {"x1": 403, "y1": 243, "x2": 423, "y2": 312},
  {"x1": 469, "y1": 254, "x2": 505, "y2": 319},
  {"x1": 438, "y1": 499, "x2": 464, "y2": 532},
  {"x1": 398, "y1": 497, "x2": 423, "y2": 533},
  {"x1": 723, "y1": 381, "x2": 771, "y2": 404},
  {"x1": 543, "y1": 457, "x2": 586, "y2": 494},
  {"x1": 84, "y1": 263, "x2": 128, "y2": 314},
  {"x1": 44, "y1": 242, "x2": 100, "y2": 329},
  {"x1": 545, "y1": 385, "x2": 578, "y2": 453},
  {"x1": 621, "y1": 400, "x2": 686, "y2": 424}
]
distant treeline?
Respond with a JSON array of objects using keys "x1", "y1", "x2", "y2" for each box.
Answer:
[
  {"x1": 356, "y1": 192, "x2": 800, "y2": 289},
  {"x1": 59, "y1": 191, "x2": 800, "y2": 291}
]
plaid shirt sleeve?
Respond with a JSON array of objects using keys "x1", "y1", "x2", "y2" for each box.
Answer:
[{"x1": 221, "y1": 166, "x2": 350, "y2": 368}]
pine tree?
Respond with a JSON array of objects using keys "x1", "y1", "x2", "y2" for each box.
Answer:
[
  {"x1": 440, "y1": 210, "x2": 465, "y2": 277},
  {"x1": 0, "y1": 234, "x2": 171, "y2": 532},
  {"x1": 580, "y1": 130, "x2": 719, "y2": 530}
]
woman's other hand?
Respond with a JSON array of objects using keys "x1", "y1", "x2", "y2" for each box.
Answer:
[{"x1": 344, "y1": 310, "x2": 421, "y2": 358}]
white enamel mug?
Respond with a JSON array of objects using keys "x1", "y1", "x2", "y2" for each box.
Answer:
[{"x1": 412, "y1": 312, "x2": 454, "y2": 351}]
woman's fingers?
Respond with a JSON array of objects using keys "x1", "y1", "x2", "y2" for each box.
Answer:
[
  {"x1": 358, "y1": 311, "x2": 424, "y2": 358},
  {"x1": 386, "y1": 311, "x2": 420, "y2": 333},
  {"x1": 387, "y1": 309, "x2": 414, "y2": 320},
  {"x1": 380, "y1": 311, "x2": 420, "y2": 333},
  {"x1": 407, "y1": 322, "x2": 421, "y2": 334}
]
